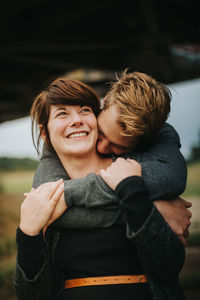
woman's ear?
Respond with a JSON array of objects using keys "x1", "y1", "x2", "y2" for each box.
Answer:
[{"x1": 40, "y1": 125, "x2": 46, "y2": 142}]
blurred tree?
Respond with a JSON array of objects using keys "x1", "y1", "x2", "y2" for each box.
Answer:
[
  {"x1": 0, "y1": 157, "x2": 38, "y2": 171},
  {"x1": 188, "y1": 130, "x2": 200, "y2": 162}
]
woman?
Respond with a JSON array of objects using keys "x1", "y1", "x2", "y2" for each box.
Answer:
[{"x1": 15, "y1": 77, "x2": 185, "y2": 300}]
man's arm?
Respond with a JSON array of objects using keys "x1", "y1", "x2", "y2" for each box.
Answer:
[
  {"x1": 33, "y1": 145, "x2": 121, "y2": 228},
  {"x1": 33, "y1": 146, "x2": 118, "y2": 210},
  {"x1": 33, "y1": 126, "x2": 190, "y2": 238},
  {"x1": 126, "y1": 123, "x2": 187, "y2": 200},
  {"x1": 35, "y1": 124, "x2": 187, "y2": 208}
]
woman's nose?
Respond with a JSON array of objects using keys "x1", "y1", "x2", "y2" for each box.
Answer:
[{"x1": 69, "y1": 112, "x2": 83, "y2": 126}]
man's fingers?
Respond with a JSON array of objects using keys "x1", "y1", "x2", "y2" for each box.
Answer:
[
  {"x1": 184, "y1": 200, "x2": 192, "y2": 208},
  {"x1": 183, "y1": 229, "x2": 190, "y2": 238},
  {"x1": 187, "y1": 210, "x2": 192, "y2": 219},
  {"x1": 99, "y1": 169, "x2": 107, "y2": 178},
  {"x1": 178, "y1": 235, "x2": 187, "y2": 247},
  {"x1": 24, "y1": 188, "x2": 35, "y2": 198}
]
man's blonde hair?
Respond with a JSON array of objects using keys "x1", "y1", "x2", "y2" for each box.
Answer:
[{"x1": 104, "y1": 70, "x2": 171, "y2": 141}]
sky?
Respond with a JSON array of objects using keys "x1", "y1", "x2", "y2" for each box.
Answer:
[{"x1": 0, "y1": 78, "x2": 200, "y2": 160}]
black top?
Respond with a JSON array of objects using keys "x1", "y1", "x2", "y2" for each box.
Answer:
[
  {"x1": 16, "y1": 176, "x2": 153, "y2": 299},
  {"x1": 55, "y1": 225, "x2": 144, "y2": 279}
]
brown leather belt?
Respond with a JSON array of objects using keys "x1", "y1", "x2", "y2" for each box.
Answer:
[{"x1": 64, "y1": 275, "x2": 148, "y2": 289}]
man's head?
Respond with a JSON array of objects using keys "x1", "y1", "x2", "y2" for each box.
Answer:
[{"x1": 97, "y1": 70, "x2": 171, "y2": 155}]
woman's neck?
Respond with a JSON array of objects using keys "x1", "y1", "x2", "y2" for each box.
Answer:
[{"x1": 58, "y1": 152, "x2": 112, "y2": 179}]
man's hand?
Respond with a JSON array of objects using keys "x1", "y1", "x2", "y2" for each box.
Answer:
[
  {"x1": 154, "y1": 197, "x2": 192, "y2": 246},
  {"x1": 100, "y1": 158, "x2": 142, "y2": 190}
]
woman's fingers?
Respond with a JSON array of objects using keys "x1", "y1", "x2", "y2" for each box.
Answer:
[
  {"x1": 49, "y1": 182, "x2": 64, "y2": 207},
  {"x1": 36, "y1": 179, "x2": 63, "y2": 198},
  {"x1": 24, "y1": 188, "x2": 35, "y2": 198},
  {"x1": 20, "y1": 180, "x2": 64, "y2": 236}
]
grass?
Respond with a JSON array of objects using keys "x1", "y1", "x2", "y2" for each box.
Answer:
[
  {"x1": 183, "y1": 161, "x2": 200, "y2": 197},
  {"x1": 0, "y1": 239, "x2": 16, "y2": 260},
  {"x1": 0, "y1": 170, "x2": 35, "y2": 194}
]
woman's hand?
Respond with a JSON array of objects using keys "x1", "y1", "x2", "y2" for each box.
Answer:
[
  {"x1": 44, "y1": 192, "x2": 67, "y2": 230},
  {"x1": 20, "y1": 179, "x2": 64, "y2": 236},
  {"x1": 100, "y1": 157, "x2": 142, "y2": 190}
]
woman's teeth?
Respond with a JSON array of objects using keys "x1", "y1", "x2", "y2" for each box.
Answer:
[{"x1": 68, "y1": 132, "x2": 87, "y2": 138}]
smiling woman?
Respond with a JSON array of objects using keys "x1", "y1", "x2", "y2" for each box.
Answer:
[
  {"x1": 46, "y1": 105, "x2": 98, "y2": 164},
  {"x1": 30, "y1": 77, "x2": 113, "y2": 179}
]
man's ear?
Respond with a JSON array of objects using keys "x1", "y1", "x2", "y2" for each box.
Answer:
[{"x1": 40, "y1": 125, "x2": 46, "y2": 142}]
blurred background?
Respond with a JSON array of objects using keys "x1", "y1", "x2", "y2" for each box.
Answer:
[{"x1": 0, "y1": 0, "x2": 200, "y2": 299}]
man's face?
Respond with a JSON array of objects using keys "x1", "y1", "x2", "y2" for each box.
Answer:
[{"x1": 97, "y1": 104, "x2": 138, "y2": 155}]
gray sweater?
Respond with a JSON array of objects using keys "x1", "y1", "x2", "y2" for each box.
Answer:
[{"x1": 33, "y1": 123, "x2": 187, "y2": 228}]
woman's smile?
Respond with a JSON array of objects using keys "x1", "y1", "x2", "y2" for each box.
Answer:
[
  {"x1": 66, "y1": 131, "x2": 89, "y2": 139},
  {"x1": 47, "y1": 104, "x2": 98, "y2": 158}
]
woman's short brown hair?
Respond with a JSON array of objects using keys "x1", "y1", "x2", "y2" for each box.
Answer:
[
  {"x1": 31, "y1": 77, "x2": 100, "y2": 155},
  {"x1": 104, "y1": 70, "x2": 171, "y2": 141}
]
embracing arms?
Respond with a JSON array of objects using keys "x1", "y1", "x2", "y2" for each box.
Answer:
[
  {"x1": 33, "y1": 123, "x2": 187, "y2": 203},
  {"x1": 32, "y1": 123, "x2": 190, "y2": 240}
]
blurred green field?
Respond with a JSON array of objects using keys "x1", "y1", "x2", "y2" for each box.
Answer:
[
  {"x1": 183, "y1": 161, "x2": 200, "y2": 197},
  {"x1": 0, "y1": 161, "x2": 199, "y2": 196},
  {"x1": 0, "y1": 170, "x2": 35, "y2": 195}
]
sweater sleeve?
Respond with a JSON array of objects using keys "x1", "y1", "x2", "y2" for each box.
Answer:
[
  {"x1": 33, "y1": 145, "x2": 117, "y2": 209},
  {"x1": 138, "y1": 123, "x2": 187, "y2": 200},
  {"x1": 115, "y1": 176, "x2": 153, "y2": 231},
  {"x1": 16, "y1": 227, "x2": 45, "y2": 280},
  {"x1": 33, "y1": 145, "x2": 121, "y2": 228},
  {"x1": 14, "y1": 229, "x2": 61, "y2": 300},
  {"x1": 33, "y1": 123, "x2": 187, "y2": 230},
  {"x1": 115, "y1": 176, "x2": 185, "y2": 280}
]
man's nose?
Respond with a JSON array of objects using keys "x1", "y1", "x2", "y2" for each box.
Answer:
[{"x1": 97, "y1": 138, "x2": 111, "y2": 154}]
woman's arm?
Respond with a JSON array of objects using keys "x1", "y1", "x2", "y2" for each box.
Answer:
[
  {"x1": 14, "y1": 181, "x2": 64, "y2": 300},
  {"x1": 14, "y1": 229, "x2": 55, "y2": 300}
]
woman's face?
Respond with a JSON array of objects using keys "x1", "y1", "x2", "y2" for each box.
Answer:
[{"x1": 47, "y1": 104, "x2": 98, "y2": 158}]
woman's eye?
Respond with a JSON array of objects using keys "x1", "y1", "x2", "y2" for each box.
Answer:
[
  {"x1": 56, "y1": 111, "x2": 67, "y2": 117},
  {"x1": 80, "y1": 107, "x2": 92, "y2": 113}
]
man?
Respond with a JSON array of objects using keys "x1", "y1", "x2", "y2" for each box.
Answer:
[
  {"x1": 97, "y1": 71, "x2": 191, "y2": 243},
  {"x1": 33, "y1": 70, "x2": 191, "y2": 245}
]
